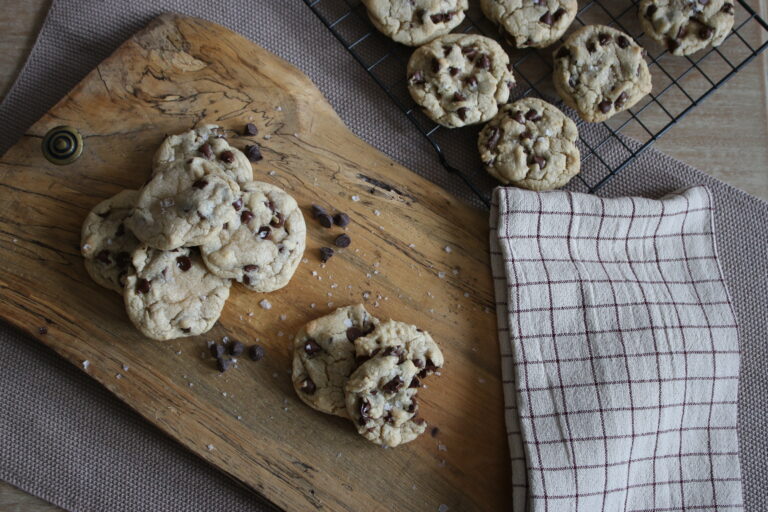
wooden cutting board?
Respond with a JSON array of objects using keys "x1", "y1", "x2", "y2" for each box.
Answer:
[{"x1": 0, "y1": 13, "x2": 509, "y2": 512}]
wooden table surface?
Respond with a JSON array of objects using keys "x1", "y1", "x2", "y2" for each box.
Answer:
[{"x1": 0, "y1": 1, "x2": 766, "y2": 511}]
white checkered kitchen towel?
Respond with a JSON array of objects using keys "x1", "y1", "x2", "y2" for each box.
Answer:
[{"x1": 490, "y1": 186, "x2": 744, "y2": 512}]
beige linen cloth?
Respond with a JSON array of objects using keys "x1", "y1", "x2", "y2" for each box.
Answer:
[{"x1": 491, "y1": 185, "x2": 743, "y2": 511}]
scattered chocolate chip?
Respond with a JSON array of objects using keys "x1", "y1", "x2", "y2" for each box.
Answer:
[
  {"x1": 667, "y1": 37, "x2": 680, "y2": 52},
  {"x1": 453, "y1": 91, "x2": 466, "y2": 102},
  {"x1": 383, "y1": 376, "x2": 404, "y2": 394},
  {"x1": 320, "y1": 247, "x2": 334, "y2": 263},
  {"x1": 442, "y1": 45, "x2": 452, "y2": 56},
  {"x1": 525, "y1": 109, "x2": 542, "y2": 122},
  {"x1": 510, "y1": 111, "x2": 525, "y2": 124},
  {"x1": 249, "y1": 345, "x2": 265, "y2": 361},
  {"x1": 334, "y1": 234, "x2": 351, "y2": 248},
  {"x1": 431, "y1": 427, "x2": 439, "y2": 437},
  {"x1": 242, "y1": 275, "x2": 251, "y2": 285},
  {"x1": 722, "y1": 3, "x2": 734, "y2": 14},
  {"x1": 216, "y1": 357, "x2": 231, "y2": 373},
  {"x1": 486, "y1": 127, "x2": 501, "y2": 150},
  {"x1": 462, "y1": 46, "x2": 478, "y2": 60},
  {"x1": 270, "y1": 212, "x2": 284, "y2": 228},
  {"x1": 229, "y1": 340, "x2": 244, "y2": 356},
  {"x1": 220, "y1": 150, "x2": 235, "y2": 164},
  {"x1": 587, "y1": 41, "x2": 596, "y2": 53},
  {"x1": 243, "y1": 264, "x2": 259, "y2": 272},
  {"x1": 116, "y1": 252, "x2": 131, "y2": 268},
  {"x1": 245, "y1": 144, "x2": 263, "y2": 162},
  {"x1": 646, "y1": 5, "x2": 657, "y2": 18},
  {"x1": 384, "y1": 412, "x2": 395, "y2": 425},
  {"x1": 413, "y1": 358, "x2": 425, "y2": 369},
  {"x1": 598, "y1": 33, "x2": 612, "y2": 45},
  {"x1": 300, "y1": 377, "x2": 316, "y2": 394},
  {"x1": 519, "y1": 130, "x2": 532, "y2": 141},
  {"x1": 568, "y1": 76, "x2": 577, "y2": 89},
  {"x1": 448, "y1": 66, "x2": 459, "y2": 77},
  {"x1": 539, "y1": 11, "x2": 553, "y2": 26},
  {"x1": 431, "y1": 58, "x2": 441, "y2": 73},
  {"x1": 232, "y1": 198, "x2": 243, "y2": 211},
  {"x1": 257, "y1": 226, "x2": 272, "y2": 240},
  {"x1": 136, "y1": 279, "x2": 151, "y2": 294},
  {"x1": 192, "y1": 179, "x2": 208, "y2": 189},
  {"x1": 614, "y1": 91, "x2": 629, "y2": 109},
  {"x1": 210, "y1": 342, "x2": 224, "y2": 358},
  {"x1": 244, "y1": 123, "x2": 258, "y2": 136},
  {"x1": 38, "y1": 326, "x2": 48, "y2": 335},
  {"x1": 555, "y1": 46, "x2": 570, "y2": 59},
  {"x1": 318, "y1": 213, "x2": 333, "y2": 228},
  {"x1": 553, "y1": 7, "x2": 566, "y2": 21},
  {"x1": 457, "y1": 107, "x2": 468, "y2": 121},
  {"x1": 115, "y1": 223, "x2": 125, "y2": 237},
  {"x1": 617, "y1": 36, "x2": 630, "y2": 49},
  {"x1": 413, "y1": 417, "x2": 426, "y2": 426},
  {"x1": 409, "y1": 71, "x2": 425, "y2": 84},
  {"x1": 677, "y1": 25, "x2": 688, "y2": 39},
  {"x1": 410, "y1": 377, "x2": 421, "y2": 388},
  {"x1": 699, "y1": 25, "x2": 714, "y2": 40},
  {"x1": 383, "y1": 346, "x2": 404, "y2": 361},
  {"x1": 304, "y1": 338, "x2": 322, "y2": 357},
  {"x1": 407, "y1": 399, "x2": 417, "y2": 413},
  {"x1": 598, "y1": 99, "x2": 613, "y2": 113},
  {"x1": 176, "y1": 256, "x2": 192, "y2": 271},
  {"x1": 199, "y1": 143, "x2": 213, "y2": 159},
  {"x1": 333, "y1": 212, "x2": 350, "y2": 227},
  {"x1": 531, "y1": 155, "x2": 547, "y2": 169},
  {"x1": 96, "y1": 249, "x2": 111, "y2": 265},
  {"x1": 311, "y1": 204, "x2": 326, "y2": 218},
  {"x1": 358, "y1": 399, "x2": 371, "y2": 425},
  {"x1": 241, "y1": 210, "x2": 254, "y2": 224},
  {"x1": 346, "y1": 327, "x2": 363, "y2": 342},
  {"x1": 476, "y1": 53, "x2": 490, "y2": 70},
  {"x1": 464, "y1": 75, "x2": 478, "y2": 89}
]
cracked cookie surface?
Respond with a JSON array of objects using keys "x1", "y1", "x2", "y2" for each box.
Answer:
[
  {"x1": 639, "y1": 0, "x2": 735, "y2": 56},
  {"x1": 153, "y1": 124, "x2": 253, "y2": 185},
  {"x1": 126, "y1": 158, "x2": 240, "y2": 250},
  {"x1": 362, "y1": 0, "x2": 468, "y2": 46},
  {"x1": 200, "y1": 181, "x2": 306, "y2": 292},
  {"x1": 292, "y1": 305, "x2": 379, "y2": 418},
  {"x1": 407, "y1": 33, "x2": 514, "y2": 127},
  {"x1": 480, "y1": 0, "x2": 578, "y2": 49},
  {"x1": 478, "y1": 97, "x2": 580, "y2": 190},
  {"x1": 124, "y1": 245, "x2": 231, "y2": 340},
  {"x1": 81, "y1": 190, "x2": 141, "y2": 293},
  {"x1": 345, "y1": 355, "x2": 426, "y2": 447},
  {"x1": 553, "y1": 25, "x2": 652, "y2": 122},
  {"x1": 355, "y1": 320, "x2": 444, "y2": 379}
]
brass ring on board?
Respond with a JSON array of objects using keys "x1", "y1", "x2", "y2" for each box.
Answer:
[{"x1": 42, "y1": 126, "x2": 83, "y2": 165}]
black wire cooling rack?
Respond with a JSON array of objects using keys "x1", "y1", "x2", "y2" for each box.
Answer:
[{"x1": 304, "y1": 0, "x2": 768, "y2": 208}]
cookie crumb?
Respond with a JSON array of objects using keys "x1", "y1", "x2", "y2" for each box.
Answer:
[{"x1": 259, "y1": 299, "x2": 272, "y2": 310}]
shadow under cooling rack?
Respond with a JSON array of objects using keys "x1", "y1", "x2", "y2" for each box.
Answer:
[{"x1": 305, "y1": 0, "x2": 768, "y2": 208}]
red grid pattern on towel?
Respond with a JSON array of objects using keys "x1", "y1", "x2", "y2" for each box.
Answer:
[{"x1": 491, "y1": 186, "x2": 743, "y2": 512}]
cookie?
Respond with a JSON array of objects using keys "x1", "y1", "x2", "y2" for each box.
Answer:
[
  {"x1": 126, "y1": 158, "x2": 240, "y2": 250},
  {"x1": 407, "y1": 34, "x2": 515, "y2": 127},
  {"x1": 354, "y1": 320, "x2": 444, "y2": 380},
  {"x1": 153, "y1": 125, "x2": 253, "y2": 185},
  {"x1": 200, "y1": 181, "x2": 306, "y2": 292},
  {"x1": 478, "y1": 98, "x2": 580, "y2": 190},
  {"x1": 361, "y1": 0, "x2": 468, "y2": 46},
  {"x1": 291, "y1": 305, "x2": 379, "y2": 418},
  {"x1": 480, "y1": 0, "x2": 578, "y2": 49},
  {"x1": 552, "y1": 25, "x2": 652, "y2": 122},
  {"x1": 81, "y1": 190, "x2": 141, "y2": 293},
  {"x1": 123, "y1": 245, "x2": 231, "y2": 340},
  {"x1": 345, "y1": 355, "x2": 426, "y2": 447},
  {"x1": 639, "y1": 0, "x2": 735, "y2": 56}
]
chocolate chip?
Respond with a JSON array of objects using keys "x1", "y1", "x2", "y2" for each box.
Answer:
[
  {"x1": 453, "y1": 91, "x2": 466, "y2": 102},
  {"x1": 587, "y1": 41, "x2": 596, "y2": 53},
  {"x1": 383, "y1": 376, "x2": 404, "y2": 394},
  {"x1": 699, "y1": 26, "x2": 714, "y2": 40},
  {"x1": 457, "y1": 107, "x2": 468, "y2": 121},
  {"x1": 667, "y1": 38, "x2": 680, "y2": 52},
  {"x1": 116, "y1": 252, "x2": 131, "y2": 268},
  {"x1": 270, "y1": 212, "x2": 284, "y2": 228},
  {"x1": 383, "y1": 346, "x2": 404, "y2": 361},
  {"x1": 413, "y1": 358, "x2": 425, "y2": 368},
  {"x1": 320, "y1": 247, "x2": 334, "y2": 262},
  {"x1": 617, "y1": 36, "x2": 630, "y2": 49},
  {"x1": 519, "y1": 130, "x2": 532, "y2": 141},
  {"x1": 210, "y1": 342, "x2": 224, "y2": 358},
  {"x1": 245, "y1": 144, "x2": 263, "y2": 162},
  {"x1": 722, "y1": 3, "x2": 734, "y2": 14},
  {"x1": 115, "y1": 223, "x2": 125, "y2": 237},
  {"x1": 192, "y1": 179, "x2": 208, "y2": 189},
  {"x1": 431, "y1": 58, "x2": 441, "y2": 73},
  {"x1": 311, "y1": 204, "x2": 326, "y2": 218},
  {"x1": 555, "y1": 46, "x2": 570, "y2": 59},
  {"x1": 646, "y1": 5, "x2": 657, "y2": 18},
  {"x1": 304, "y1": 338, "x2": 322, "y2": 357},
  {"x1": 242, "y1": 275, "x2": 251, "y2": 285},
  {"x1": 176, "y1": 256, "x2": 192, "y2": 271},
  {"x1": 343, "y1": 327, "x2": 362, "y2": 342},
  {"x1": 409, "y1": 71, "x2": 425, "y2": 84},
  {"x1": 219, "y1": 150, "x2": 234, "y2": 164},
  {"x1": 462, "y1": 46, "x2": 478, "y2": 60},
  {"x1": 248, "y1": 344, "x2": 265, "y2": 361},
  {"x1": 300, "y1": 377, "x2": 316, "y2": 394},
  {"x1": 448, "y1": 66, "x2": 459, "y2": 77},
  {"x1": 216, "y1": 357, "x2": 231, "y2": 373},
  {"x1": 598, "y1": 99, "x2": 613, "y2": 113},
  {"x1": 384, "y1": 412, "x2": 394, "y2": 425},
  {"x1": 257, "y1": 226, "x2": 271, "y2": 240},
  {"x1": 96, "y1": 249, "x2": 111, "y2": 265},
  {"x1": 333, "y1": 212, "x2": 350, "y2": 227},
  {"x1": 413, "y1": 417, "x2": 426, "y2": 426},
  {"x1": 525, "y1": 109, "x2": 542, "y2": 122},
  {"x1": 677, "y1": 25, "x2": 688, "y2": 39},
  {"x1": 244, "y1": 123, "x2": 258, "y2": 136},
  {"x1": 614, "y1": 91, "x2": 629, "y2": 109},
  {"x1": 442, "y1": 45, "x2": 452, "y2": 56},
  {"x1": 553, "y1": 8, "x2": 566, "y2": 21},
  {"x1": 358, "y1": 399, "x2": 371, "y2": 425},
  {"x1": 241, "y1": 210, "x2": 254, "y2": 224},
  {"x1": 136, "y1": 279, "x2": 151, "y2": 294},
  {"x1": 243, "y1": 264, "x2": 258, "y2": 272},
  {"x1": 199, "y1": 143, "x2": 213, "y2": 159},
  {"x1": 409, "y1": 377, "x2": 421, "y2": 388},
  {"x1": 334, "y1": 234, "x2": 351, "y2": 248},
  {"x1": 407, "y1": 399, "x2": 417, "y2": 413},
  {"x1": 464, "y1": 75, "x2": 478, "y2": 89},
  {"x1": 486, "y1": 127, "x2": 501, "y2": 150},
  {"x1": 318, "y1": 213, "x2": 333, "y2": 228},
  {"x1": 431, "y1": 427, "x2": 439, "y2": 437},
  {"x1": 598, "y1": 33, "x2": 612, "y2": 45},
  {"x1": 477, "y1": 53, "x2": 490, "y2": 70},
  {"x1": 229, "y1": 340, "x2": 244, "y2": 356},
  {"x1": 568, "y1": 76, "x2": 577, "y2": 89},
  {"x1": 232, "y1": 198, "x2": 243, "y2": 211},
  {"x1": 539, "y1": 11, "x2": 553, "y2": 26},
  {"x1": 512, "y1": 111, "x2": 526, "y2": 124},
  {"x1": 531, "y1": 155, "x2": 547, "y2": 169}
]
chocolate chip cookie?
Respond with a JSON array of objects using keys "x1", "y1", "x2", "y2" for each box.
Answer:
[
  {"x1": 478, "y1": 97, "x2": 580, "y2": 190},
  {"x1": 292, "y1": 305, "x2": 379, "y2": 418},
  {"x1": 354, "y1": 320, "x2": 444, "y2": 379},
  {"x1": 480, "y1": 0, "x2": 578, "y2": 49},
  {"x1": 200, "y1": 181, "x2": 306, "y2": 292},
  {"x1": 81, "y1": 190, "x2": 140, "y2": 293},
  {"x1": 639, "y1": 0, "x2": 735, "y2": 56},
  {"x1": 345, "y1": 355, "x2": 426, "y2": 447},
  {"x1": 126, "y1": 159, "x2": 240, "y2": 250},
  {"x1": 407, "y1": 34, "x2": 515, "y2": 127},
  {"x1": 362, "y1": 0, "x2": 468, "y2": 46},
  {"x1": 153, "y1": 125, "x2": 253, "y2": 185},
  {"x1": 553, "y1": 25, "x2": 652, "y2": 122},
  {"x1": 124, "y1": 246, "x2": 231, "y2": 340}
]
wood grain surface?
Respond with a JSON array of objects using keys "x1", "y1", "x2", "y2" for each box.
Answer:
[
  {"x1": 0, "y1": 12, "x2": 509, "y2": 512},
  {"x1": 0, "y1": 2, "x2": 766, "y2": 512}
]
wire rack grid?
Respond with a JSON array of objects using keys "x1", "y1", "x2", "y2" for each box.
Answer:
[{"x1": 304, "y1": 0, "x2": 768, "y2": 208}]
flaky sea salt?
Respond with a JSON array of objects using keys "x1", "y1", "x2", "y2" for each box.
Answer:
[
  {"x1": 351, "y1": 195, "x2": 360, "y2": 202},
  {"x1": 260, "y1": 299, "x2": 272, "y2": 310},
  {"x1": 279, "y1": 314, "x2": 287, "y2": 321},
  {"x1": 207, "y1": 444, "x2": 215, "y2": 451},
  {"x1": 122, "y1": 364, "x2": 129, "y2": 372},
  {"x1": 82, "y1": 360, "x2": 90, "y2": 370},
  {"x1": 268, "y1": 170, "x2": 276, "y2": 176},
  {"x1": 444, "y1": 246, "x2": 452, "y2": 253},
  {"x1": 464, "y1": 292, "x2": 470, "y2": 298},
  {"x1": 373, "y1": 210, "x2": 381, "y2": 216},
  {"x1": 438, "y1": 504, "x2": 449, "y2": 512},
  {"x1": 438, "y1": 442, "x2": 447, "y2": 452},
  {"x1": 438, "y1": 272, "x2": 446, "y2": 279},
  {"x1": 408, "y1": 243, "x2": 416, "y2": 248}
]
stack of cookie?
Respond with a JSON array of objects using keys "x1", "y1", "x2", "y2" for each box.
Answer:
[
  {"x1": 80, "y1": 125, "x2": 306, "y2": 341},
  {"x1": 292, "y1": 305, "x2": 444, "y2": 448}
]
